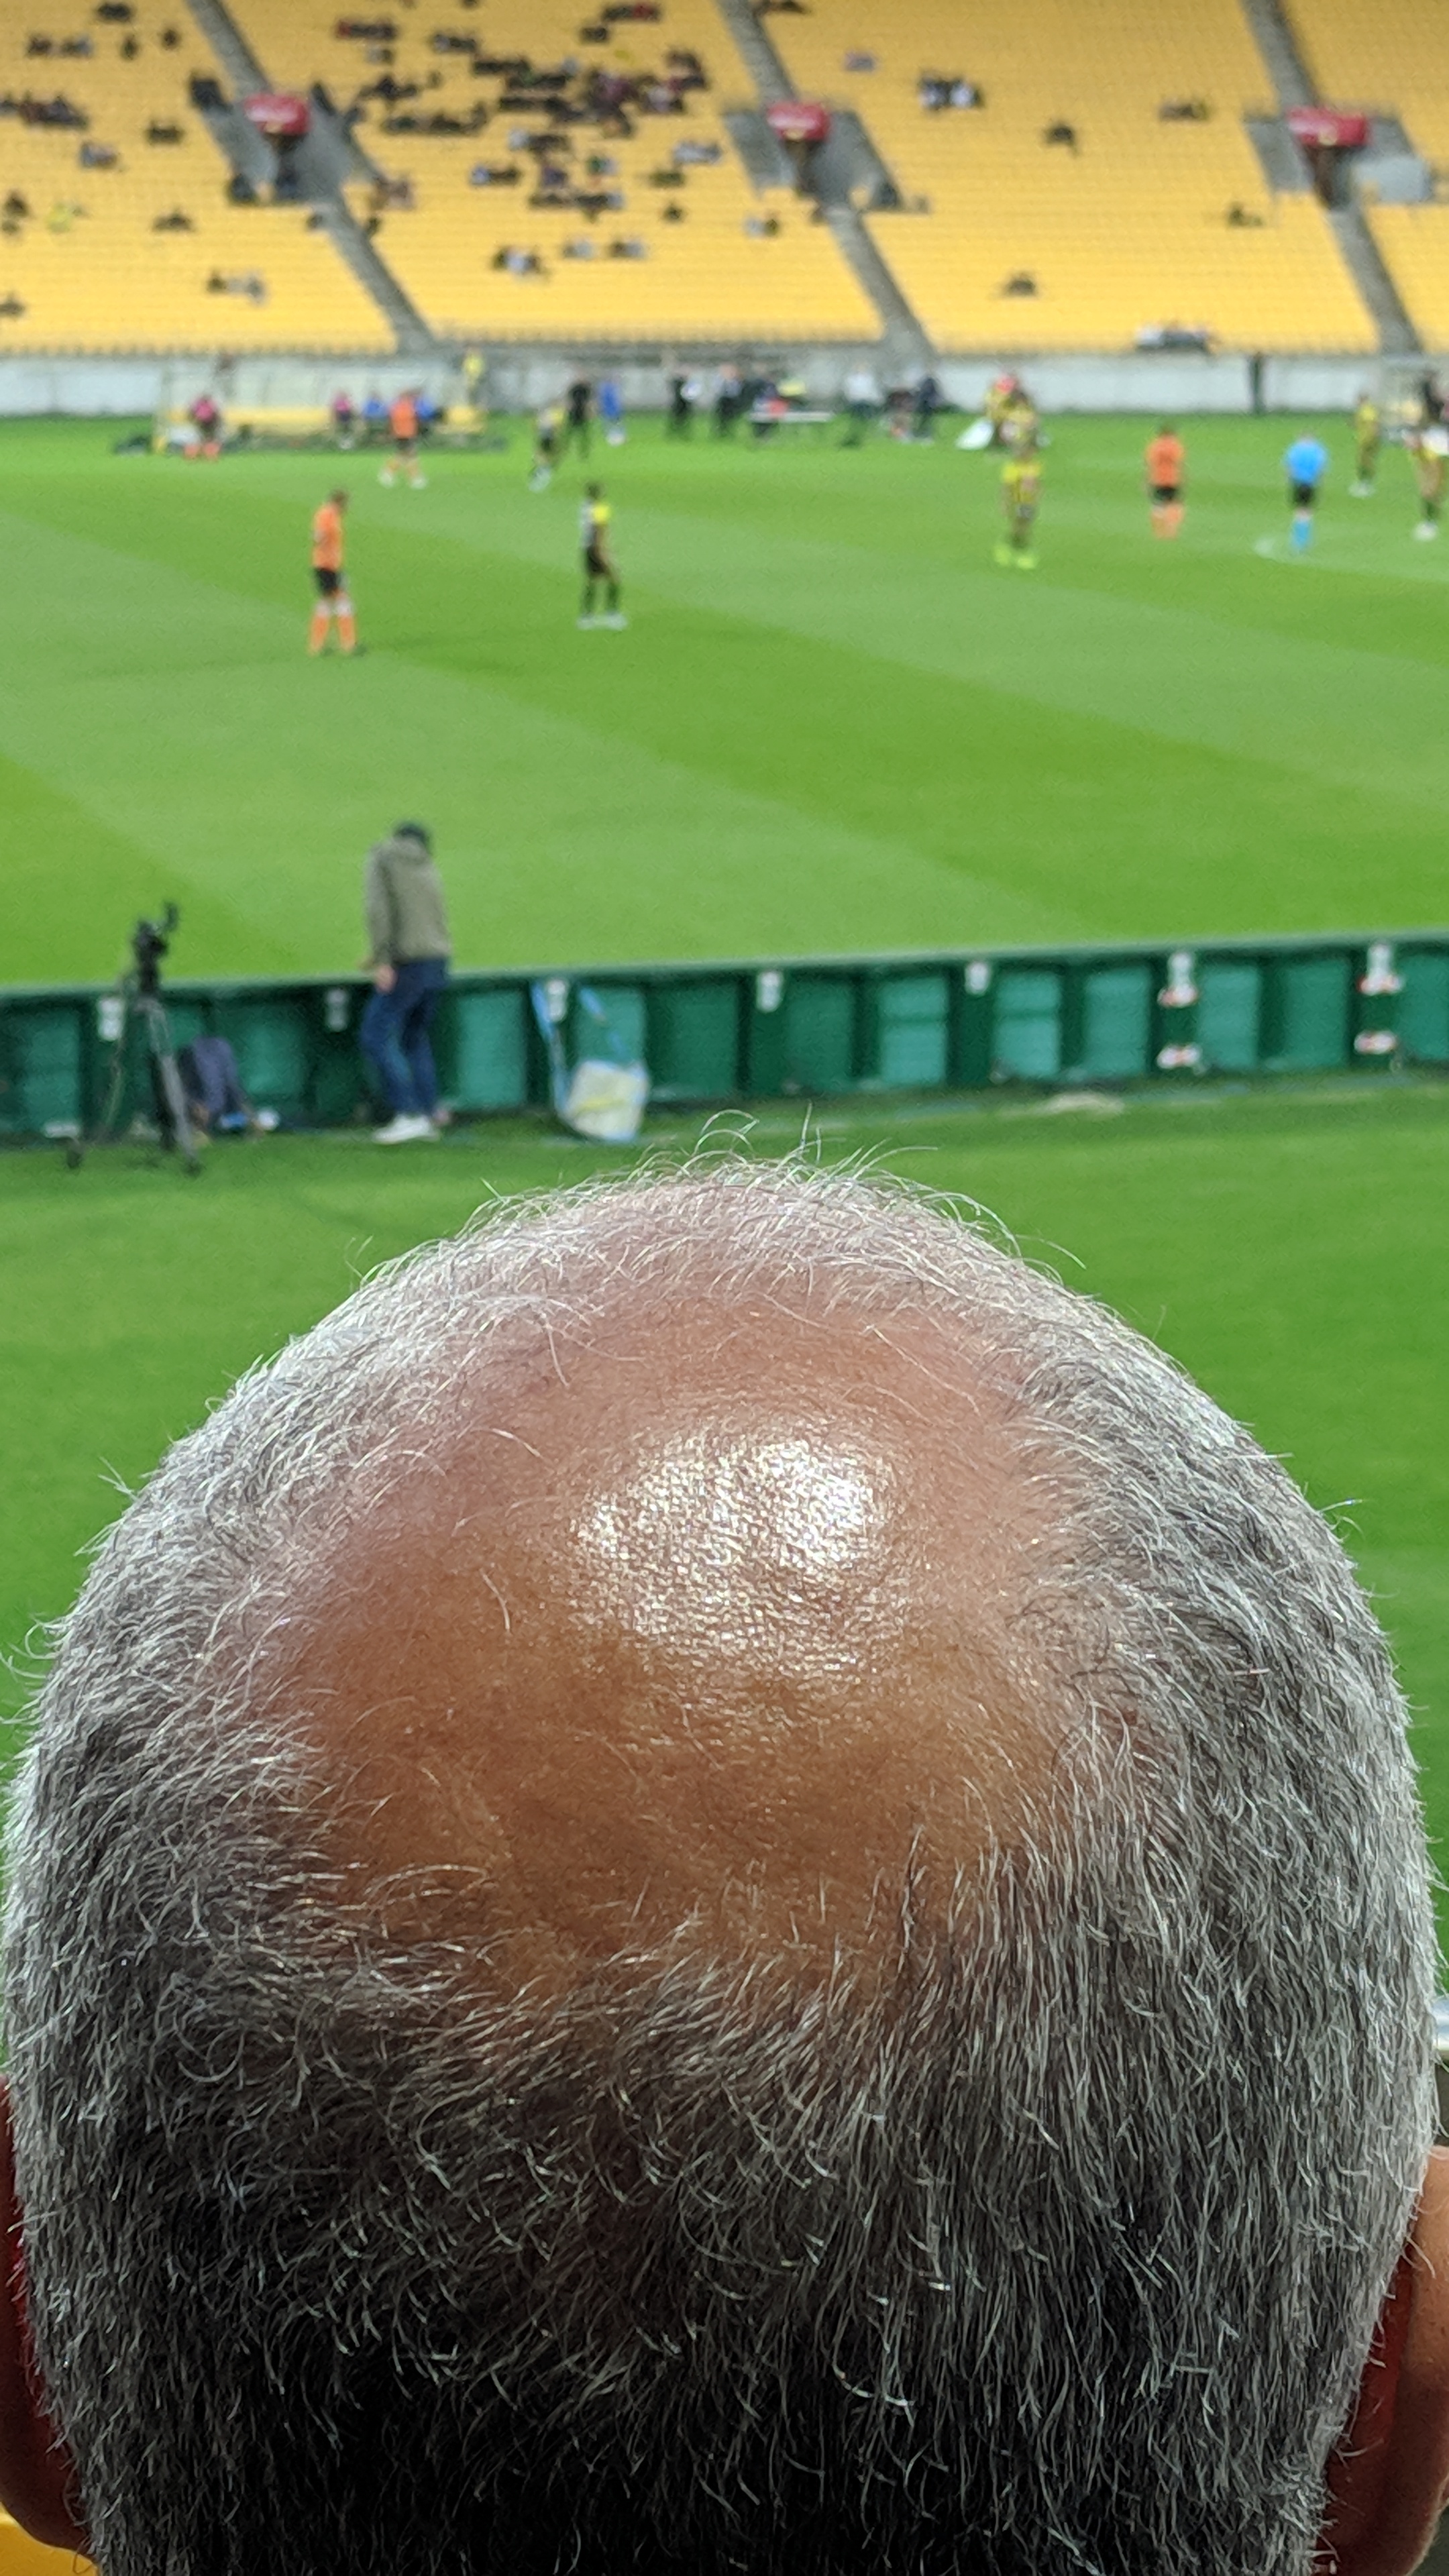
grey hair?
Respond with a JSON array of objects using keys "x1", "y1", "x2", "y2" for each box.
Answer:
[{"x1": 3, "y1": 1161, "x2": 1436, "y2": 2576}]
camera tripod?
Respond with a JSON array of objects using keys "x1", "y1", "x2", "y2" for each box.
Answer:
[{"x1": 68, "y1": 907, "x2": 201, "y2": 1175}]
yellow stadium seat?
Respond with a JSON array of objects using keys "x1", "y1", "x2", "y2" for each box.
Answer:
[
  {"x1": 1291, "y1": 0, "x2": 1449, "y2": 168},
  {"x1": 225, "y1": 0, "x2": 879, "y2": 342},
  {"x1": 1366, "y1": 204, "x2": 1449, "y2": 347},
  {"x1": 766, "y1": 0, "x2": 1374, "y2": 353},
  {"x1": 0, "y1": 2, "x2": 391, "y2": 353},
  {"x1": 1289, "y1": 0, "x2": 1449, "y2": 334},
  {"x1": 0, "y1": 2512, "x2": 92, "y2": 2576}
]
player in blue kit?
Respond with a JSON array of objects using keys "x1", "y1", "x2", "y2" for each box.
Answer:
[{"x1": 1283, "y1": 430, "x2": 1328, "y2": 553}]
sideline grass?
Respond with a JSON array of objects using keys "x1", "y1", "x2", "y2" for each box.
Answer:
[
  {"x1": 3, "y1": 414, "x2": 1449, "y2": 986},
  {"x1": 4, "y1": 1083, "x2": 1448, "y2": 1929}
]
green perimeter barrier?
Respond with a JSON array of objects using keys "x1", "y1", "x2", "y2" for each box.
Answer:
[{"x1": 1, "y1": 932, "x2": 1446, "y2": 1138}]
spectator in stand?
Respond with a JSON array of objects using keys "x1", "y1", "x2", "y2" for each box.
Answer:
[
  {"x1": 331, "y1": 390, "x2": 356, "y2": 449},
  {"x1": 919, "y1": 72, "x2": 981, "y2": 109}
]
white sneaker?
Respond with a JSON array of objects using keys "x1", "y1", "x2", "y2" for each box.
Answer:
[
  {"x1": 378, "y1": 469, "x2": 394, "y2": 486},
  {"x1": 577, "y1": 614, "x2": 597, "y2": 628},
  {"x1": 373, "y1": 1112, "x2": 437, "y2": 1142},
  {"x1": 413, "y1": 474, "x2": 428, "y2": 488},
  {"x1": 602, "y1": 611, "x2": 628, "y2": 629},
  {"x1": 1415, "y1": 520, "x2": 1439, "y2": 541}
]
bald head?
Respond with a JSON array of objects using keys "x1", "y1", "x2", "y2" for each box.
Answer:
[
  {"x1": 5, "y1": 1164, "x2": 1436, "y2": 2576},
  {"x1": 274, "y1": 1280, "x2": 1056, "y2": 1980}
]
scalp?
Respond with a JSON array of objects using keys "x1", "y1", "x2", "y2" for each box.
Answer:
[{"x1": 252, "y1": 1281, "x2": 1065, "y2": 1984}]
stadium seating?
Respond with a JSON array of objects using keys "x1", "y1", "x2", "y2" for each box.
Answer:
[
  {"x1": 1363, "y1": 205, "x2": 1449, "y2": 350},
  {"x1": 227, "y1": 0, "x2": 879, "y2": 342},
  {"x1": 1289, "y1": 0, "x2": 1449, "y2": 167},
  {"x1": 1287, "y1": 0, "x2": 1449, "y2": 347},
  {"x1": 0, "y1": 3, "x2": 390, "y2": 352},
  {"x1": 764, "y1": 0, "x2": 1375, "y2": 354}
]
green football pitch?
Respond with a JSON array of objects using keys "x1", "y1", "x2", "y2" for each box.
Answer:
[
  {"x1": 3, "y1": 413, "x2": 1448, "y2": 1927},
  {"x1": 3, "y1": 411, "x2": 1449, "y2": 983}
]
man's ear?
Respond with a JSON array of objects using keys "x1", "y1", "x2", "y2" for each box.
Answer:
[
  {"x1": 1323, "y1": 2145, "x2": 1449, "y2": 2576},
  {"x1": 0, "y1": 2078, "x2": 88, "y2": 2553}
]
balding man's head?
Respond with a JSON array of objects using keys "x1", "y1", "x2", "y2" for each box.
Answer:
[
  {"x1": 263, "y1": 1242, "x2": 1059, "y2": 1984},
  {"x1": 3, "y1": 1166, "x2": 1438, "y2": 2576}
]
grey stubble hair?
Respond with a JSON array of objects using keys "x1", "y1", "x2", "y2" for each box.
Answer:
[{"x1": 3, "y1": 1161, "x2": 1436, "y2": 2576}]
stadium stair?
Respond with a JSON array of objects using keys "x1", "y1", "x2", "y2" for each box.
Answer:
[
  {"x1": 764, "y1": 0, "x2": 1379, "y2": 356},
  {"x1": 0, "y1": 0, "x2": 394, "y2": 352},
  {"x1": 1240, "y1": 0, "x2": 1313, "y2": 111},
  {"x1": 710, "y1": 0, "x2": 930, "y2": 366},
  {"x1": 1239, "y1": 0, "x2": 1419, "y2": 350},
  {"x1": 1287, "y1": 0, "x2": 1449, "y2": 352},
  {"x1": 182, "y1": 0, "x2": 432, "y2": 350},
  {"x1": 221, "y1": 0, "x2": 879, "y2": 345}
]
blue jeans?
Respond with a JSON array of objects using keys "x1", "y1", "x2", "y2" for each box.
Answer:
[{"x1": 360, "y1": 957, "x2": 448, "y2": 1116}]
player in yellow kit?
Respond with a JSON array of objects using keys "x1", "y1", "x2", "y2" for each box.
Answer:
[
  {"x1": 996, "y1": 447, "x2": 1042, "y2": 570},
  {"x1": 307, "y1": 490, "x2": 358, "y2": 655},
  {"x1": 1349, "y1": 390, "x2": 1381, "y2": 497},
  {"x1": 1410, "y1": 423, "x2": 1448, "y2": 540},
  {"x1": 578, "y1": 484, "x2": 626, "y2": 628}
]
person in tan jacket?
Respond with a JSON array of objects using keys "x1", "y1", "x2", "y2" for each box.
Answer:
[{"x1": 358, "y1": 820, "x2": 451, "y2": 1142}]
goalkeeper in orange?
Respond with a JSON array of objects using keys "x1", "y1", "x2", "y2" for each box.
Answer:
[{"x1": 307, "y1": 489, "x2": 358, "y2": 656}]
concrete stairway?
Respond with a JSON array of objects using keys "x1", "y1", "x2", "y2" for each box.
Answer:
[
  {"x1": 182, "y1": 0, "x2": 435, "y2": 352},
  {"x1": 1327, "y1": 207, "x2": 1420, "y2": 354},
  {"x1": 712, "y1": 0, "x2": 792, "y2": 106},
  {"x1": 1240, "y1": 0, "x2": 1419, "y2": 352},
  {"x1": 184, "y1": 0, "x2": 267, "y2": 97},
  {"x1": 710, "y1": 0, "x2": 930, "y2": 364},
  {"x1": 1240, "y1": 0, "x2": 1314, "y2": 111}
]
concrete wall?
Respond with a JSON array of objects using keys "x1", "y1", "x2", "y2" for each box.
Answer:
[
  {"x1": 0, "y1": 346, "x2": 1437, "y2": 418},
  {"x1": 936, "y1": 352, "x2": 1254, "y2": 411}
]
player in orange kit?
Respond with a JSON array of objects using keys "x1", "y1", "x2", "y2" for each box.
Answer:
[
  {"x1": 380, "y1": 388, "x2": 426, "y2": 488},
  {"x1": 307, "y1": 490, "x2": 358, "y2": 656},
  {"x1": 1144, "y1": 422, "x2": 1185, "y2": 538}
]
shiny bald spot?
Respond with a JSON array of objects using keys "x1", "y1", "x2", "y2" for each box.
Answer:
[{"x1": 274, "y1": 1291, "x2": 1057, "y2": 1977}]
